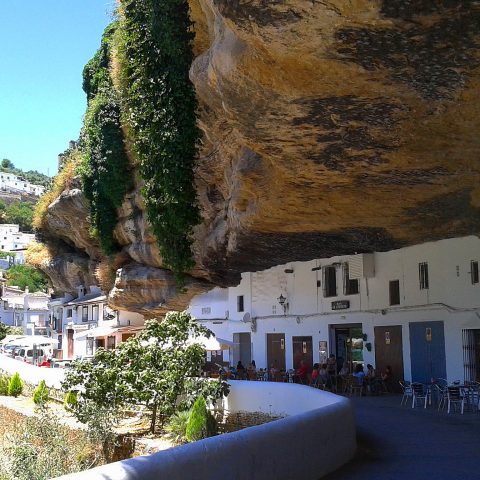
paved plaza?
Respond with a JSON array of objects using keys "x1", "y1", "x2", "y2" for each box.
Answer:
[{"x1": 324, "y1": 394, "x2": 480, "y2": 479}]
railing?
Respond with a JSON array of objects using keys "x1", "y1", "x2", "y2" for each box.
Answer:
[{"x1": 54, "y1": 381, "x2": 356, "y2": 480}]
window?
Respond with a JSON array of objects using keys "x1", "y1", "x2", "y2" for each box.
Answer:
[
  {"x1": 343, "y1": 264, "x2": 359, "y2": 295},
  {"x1": 201, "y1": 307, "x2": 211, "y2": 315},
  {"x1": 86, "y1": 337, "x2": 94, "y2": 356},
  {"x1": 389, "y1": 280, "x2": 400, "y2": 306},
  {"x1": 237, "y1": 295, "x2": 244, "y2": 313},
  {"x1": 92, "y1": 305, "x2": 99, "y2": 322},
  {"x1": 323, "y1": 266, "x2": 337, "y2": 297},
  {"x1": 66, "y1": 308, "x2": 73, "y2": 318},
  {"x1": 107, "y1": 335, "x2": 116, "y2": 350},
  {"x1": 82, "y1": 306, "x2": 88, "y2": 322},
  {"x1": 419, "y1": 262, "x2": 429, "y2": 290},
  {"x1": 471, "y1": 261, "x2": 479, "y2": 285}
]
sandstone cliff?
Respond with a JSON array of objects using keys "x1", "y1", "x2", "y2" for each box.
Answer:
[{"x1": 37, "y1": 0, "x2": 480, "y2": 315}]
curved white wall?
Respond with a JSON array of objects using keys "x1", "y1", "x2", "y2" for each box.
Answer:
[{"x1": 54, "y1": 381, "x2": 356, "y2": 480}]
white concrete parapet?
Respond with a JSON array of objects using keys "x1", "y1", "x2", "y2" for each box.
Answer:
[
  {"x1": 53, "y1": 380, "x2": 356, "y2": 480},
  {"x1": 0, "y1": 355, "x2": 64, "y2": 390}
]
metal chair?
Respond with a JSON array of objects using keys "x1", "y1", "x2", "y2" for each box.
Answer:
[
  {"x1": 411, "y1": 382, "x2": 428, "y2": 409},
  {"x1": 399, "y1": 380, "x2": 413, "y2": 406},
  {"x1": 447, "y1": 386, "x2": 465, "y2": 414},
  {"x1": 432, "y1": 383, "x2": 448, "y2": 411}
]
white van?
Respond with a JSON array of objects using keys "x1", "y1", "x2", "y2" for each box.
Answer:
[{"x1": 15, "y1": 347, "x2": 46, "y2": 364}]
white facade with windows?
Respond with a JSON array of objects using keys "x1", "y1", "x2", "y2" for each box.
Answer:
[
  {"x1": 0, "y1": 224, "x2": 35, "y2": 263},
  {"x1": 0, "y1": 172, "x2": 45, "y2": 196},
  {"x1": 50, "y1": 286, "x2": 145, "y2": 359},
  {"x1": 189, "y1": 236, "x2": 480, "y2": 384}
]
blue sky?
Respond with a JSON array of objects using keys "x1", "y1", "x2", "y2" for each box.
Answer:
[{"x1": 0, "y1": 1, "x2": 113, "y2": 176}]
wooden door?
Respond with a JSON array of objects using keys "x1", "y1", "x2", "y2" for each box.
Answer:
[
  {"x1": 67, "y1": 329, "x2": 74, "y2": 359},
  {"x1": 374, "y1": 325, "x2": 404, "y2": 391},
  {"x1": 292, "y1": 336, "x2": 313, "y2": 370},
  {"x1": 267, "y1": 333, "x2": 286, "y2": 371}
]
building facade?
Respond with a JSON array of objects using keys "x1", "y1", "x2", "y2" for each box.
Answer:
[
  {"x1": 0, "y1": 224, "x2": 35, "y2": 264},
  {"x1": 0, "y1": 172, "x2": 45, "y2": 196},
  {"x1": 189, "y1": 236, "x2": 480, "y2": 385},
  {"x1": 50, "y1": 286, "x2": 145, "y2": 360}
]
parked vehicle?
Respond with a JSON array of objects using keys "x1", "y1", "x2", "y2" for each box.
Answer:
[{"x1": 15, "y1": 348, "x2": 46, "y2": 364}]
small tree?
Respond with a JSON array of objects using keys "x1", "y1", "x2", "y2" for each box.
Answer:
[
  {"x1": 0, "y1": 322, "x2": 8, "y2": 341},
  {"x1": 0, "y1": 373, "x2": 11, "y2": 395},
  {"x1": 33, "y1": 380, "x2": 49, "y2": 406},
  {"x1": 185, "y1": 395, "x2": 217, "y2": 442},
  {"x1": 8, "y1": 372, "x2": 23, "y2": 397},
  {"x1": 64, "y1": 391, "x2": 78, "y2": 411},
  {"x1": 63, "y1": 311, "x2": 230, "y2": 433}
]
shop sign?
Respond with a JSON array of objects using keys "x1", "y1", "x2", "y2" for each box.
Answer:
[{"x1": 331, "y1": 300, "x2": 350, "y2": 310}]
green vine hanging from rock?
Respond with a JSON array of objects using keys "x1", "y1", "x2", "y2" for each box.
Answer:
[
  {"x1": 116, "y1": 0, "x2": 201, "y2": 280},
  {"x1": 79, "y1": 23, "x2": 132, "y2": 256}
]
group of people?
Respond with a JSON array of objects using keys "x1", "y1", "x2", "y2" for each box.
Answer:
[
  {"x1": 223, "y1": 360, "x2": 258, "y2": 380},
  {"x1": 351, "y1": 363, "x2": 393, "y2": 394}
]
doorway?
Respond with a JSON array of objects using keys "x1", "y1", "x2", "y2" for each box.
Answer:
[
  {"x1": 267, "y1": 333, "x2": 286, "y2": 371},
  {"x1": 67, "y1": 329, "x2": 74, "y2": 359},
  {"x1": 374, "y1": 325, "x2": 404, "y2": 391},
  {"x1": 331, "y1": 324, "x2": 363, "y2": 373},
  {"x1": 292, "y1": 336, "x2": 313, "y2": 369},
  {"x1": 233, "y1": 332, "x2": 252, "y2": 366},
  {"x1": 409, "y1": 321, "x2": 446, "y2": 383}
]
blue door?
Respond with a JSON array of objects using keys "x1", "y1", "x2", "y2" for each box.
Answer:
[{"x1": 409, "y1": 321, "x2": 447, "y2": 383}]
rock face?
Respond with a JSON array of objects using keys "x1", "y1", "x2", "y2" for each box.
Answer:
[
  {"x1": 38, "y1": 0, "x2": 480, "y2": 313},
  {"x1": 190, "y1": 0, "x2": 480, "y2": 285}
]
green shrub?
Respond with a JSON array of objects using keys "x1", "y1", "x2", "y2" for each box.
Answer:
[
  {"x1": 33, "y1": 380, "x2": 49, "y2": 406},
  {"x1": 165, "y1": 409, "x2": 191, "y2": 445},
  {"x1": 185, "y1": 396, "x2": 217, "y2": 442},
  {"x1": 8, "y1": 372, "x2": 23, "y2": 397},
  {"x1": 0, "y1": 373, "x2": 11, "y2": 396},
  {"x1": 64, "y1": 391, "x2": 78, "y2": 411}
]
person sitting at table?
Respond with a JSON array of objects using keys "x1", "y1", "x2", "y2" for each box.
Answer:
[
  {"x1": 247, "y1": 360, "x2": 257, "y2": 380},
  {"x1": 381, "y1": 365, "x2": 393, "y2": 392},
  {"x1": 316, "y1": 364, "x2": 330, "y2": 389},
  {"x1": 236, "y1": 361, "x2": 246, "y2": 379},
  {"x1": 365, "y1": 364, "x2": 379, "y2": 394},
  {"x1": 326, "y1": 354, "x2": 337, "y2": 376},
  {"x1": 297, "y1": 360, "x2": 310, "y2": 384},
  {"x1": 353, "y1": 364, "x2": 366, "y2": 383},
  {"x1": 311, "y1": 363, "x2": 320, "y2": 386},
  {"x1": 270, "y1": 363, "x2": 280, "y2": 381}
]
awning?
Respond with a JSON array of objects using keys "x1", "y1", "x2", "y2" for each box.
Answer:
[
  {"x1": 191, "y1": 336, "x2": 234, "y2": 351},
  {"x1": 75, "y1": 325, "x2": 144, "y2": 340}
]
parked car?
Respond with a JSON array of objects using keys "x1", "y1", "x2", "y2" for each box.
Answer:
[{"x1": 51, "y1": 359, "x2": 71, "y2": 369}]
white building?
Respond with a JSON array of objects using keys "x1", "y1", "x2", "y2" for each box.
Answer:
[
  {"x1": 189, "y1": 235, "x2": 480, "y2": 385},
  {"x1": 0, "y1": 172, "x2": 45, "y2": 196},
  {"x1": 0, "y1": 285, "x2": 50, "y2": 336},
  {"x1": 0, "y1": 224, "x2": 35, "y2": 264},
  {"x1": 50, "y1": 285, "x2": 145, "y2": 360}
]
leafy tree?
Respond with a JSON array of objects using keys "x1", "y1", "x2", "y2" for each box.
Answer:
[
  {"x1": 2, "y1": 201, "x2": 34, "y2": 231},
  {"x1": 5, "y1": 264, "x2": 48, "y2": 292},
  {"x1": 0, "y1": 322, "x2": 8, "y2": 341},
  {"x1": 63, "y1": 311, "x2": 229, "y2": 433},
  {"x1": 0, "y1": 373, "x2": 10, "y2": 396},
  {"x1": 1, "y1": 159, "x2": 14, "y2": 169}
]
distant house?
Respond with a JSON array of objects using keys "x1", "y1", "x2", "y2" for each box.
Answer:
[
  {"x1": 0, "y1": 172, "x2": 45, "y2": 197},
  {"x1": 0, "y1": 284, "x2": 49, "y2": 335},
  {"x1": 0, "y1": 224, "x2": 35, "y2": 265},
  {"x1": 49, "y1": 285, "x2": 144, "y2": 360}
]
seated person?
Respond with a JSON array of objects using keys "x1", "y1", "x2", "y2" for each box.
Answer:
[
  {"x1": 247, "y1": 360, "x2": 257, "y2": 380},
  {"x1": 365, "y1": 364, "x2": 380, "y2": 394},
  {"x1": 297, "y1": 360, "x2": 310, "y2": 384},
  {"x1": 352, "y1": 364, "x2": 366, "y2": 385},
  {"x1": 311, "y1": 363, "x2": 320, "y2": 385},
  {"x1": 270, "y1": 363, "x2": 280, "y2": 381},
  {"x1": 236, "y1": 361, "x2": 246, "y2": 379},
  {"x1": 381, "y1": 365, "x2": 393, "y2": 392},
  {"x1": 326, "y1": 354, "x2": 337, "y2": 377},
  {"x1": 317, "y1": 364, "x2": 330, "y2": 388}
]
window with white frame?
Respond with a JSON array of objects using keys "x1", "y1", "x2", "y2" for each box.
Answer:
[
  {"x1": 86, "y1": 337, "x2": 94, "y2": 356},
  {"x1": 419, "y1": 262, "x2": 429, "y2": 290},
  {"x1": 92, "y1": 304, "x2": 99, "y2": 322},
  {"x1": 82, "y1": 306, "x2": 88, "y2": 322}
]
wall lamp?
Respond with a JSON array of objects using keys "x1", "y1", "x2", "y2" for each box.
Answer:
[{"x1": 277, "y1": 294, "x2": 289, "y2": 315}]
